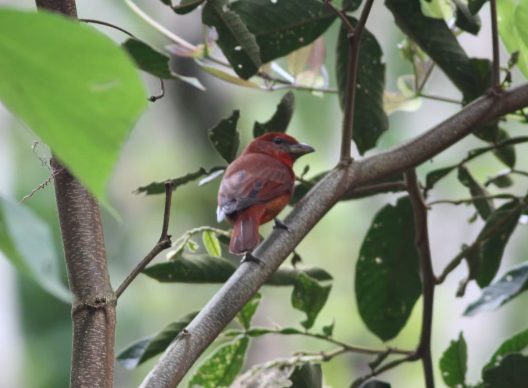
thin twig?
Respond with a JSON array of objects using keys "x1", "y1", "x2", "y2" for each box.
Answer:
[
  {"x1": 79, "y1": 18, "x2": 165, "y2": 102},
  {"x1": 342, "y1": 181, "x2": 407, "y2": 199},
  {"x1": 405, "y1": 169, "x2": 436, "y2": 388},
  {"x1": 428, "y1": 194, "x2": 520, "y2": 206},
  {"x1": 324, "y1": 0, "x2": 355, "y2": 33},
  {"x1": 116, "y1": 182, "x2": 174, "y2": 298},
  {"x1": 266, "y1": 84, "x2": 338, "y2": 94},
  {"x1": 490, "y1": 0, "x2": 500, "y2": 89},
  {"x1": 19, "y1": 167, "x2": 65, "y2": 204},
  {"x1": 350, "y1": 353, "x2": 418, "y2": 388},
  {"x1": 419, "y1": 93, "x2": 461, "y2": 104},
  {"x1": 340, "y1": 0, "x2": 376, "y2": 163}
]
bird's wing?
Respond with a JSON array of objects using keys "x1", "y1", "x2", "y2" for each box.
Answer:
[{"x1": 218, "y1": 162, "x2": 294, "y2": 216}]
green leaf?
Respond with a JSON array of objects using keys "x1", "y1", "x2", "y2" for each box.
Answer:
[
  {"x1": 440, "y1": 332, "x2": 468, "y2": 387},
  {"x1": 454, "y1": 0, "x2": 481, "y2": 35},
  {"x1": 515, "y1": 0, "x2": 528, "y2": 58},
  {"x1": 464, "y1": 262, "x2": 528, "y2": 316},
  {"x1": 288, "y1": 362, "x2": 323, "y2": 388},
  {"x1": 355, "y1": 196, "x2": 422, "y2": 341},
  {"x1": 237, "y1": 293, "x2": 261, "y2": 330},
  {"x1": 475, "y1": 200, "x2": 522, "y2": 288},
  {"x1": 209, "y1": 110, "x2": 241, "y2": 163},
  {"x1": 202, "y1": 0, "x2": 261, "y2": 79},
  {"x1": 483, "y1": 327, "x2": 528, "y2": 373},
  {"x1": 0, "y1": 196, "x2": 70, "y2": 302},
  {"x1": 359, "y1": 381, "x2": 391, "y2": 388},
  {"x1": 231, "y1": 0, "x2": 336, "y2": 65},
  {"x1": 172, "y1": 0, "x2": 205, "y2": 15},
  {"x1": 122, "y1": 39, "x2": 205, "y2": 90},
  {"x1": 457, "y1": 165, "x2": 495, "y2": 220},
  {"x1": 468, "y1": 0, "x2": 488, "y2": 15},
  {"x1": 494, "y1": 129, "x2": 517, "y2": 169},
  {"x1": 189, "y1": 336, "x2": 249, "y2": 388},
  {"x1": 483, "y1": 353, "x2": 528, "y2": 388},
  {"x1": 291, "y1": 273, "x2": 332, "y2": 330},
  {"x1": 253, "y1": 91, "x2": 295, "y2": 138},
  {"x1": 499, "y1": 0, "x2": 528, "y2": 79},
  {"x1": 322, "y1": 319, "x2": 335, "y2": 337},
  {"x1": 336, "y1": 17, "x2": 388, "y2": 155},
  {"x1": 267, "y1": 266, "x2": 333, "y2": 286},
  {"x1": 385, "y1": 0, "x2": 478, "y2": 97},
  {"x1": 203, "y1": 231, "x2": 222, "y2": 257},
  {"x1": 0, "y1": 9, "x2": 147, "y2": 203},
  {"x1": 116, "y1": 311, "x2": 198, "y2": 369},
  {"x1": 135, "y1": 166, "x2": 226, "y2": 195},
  {"x1": 425, "y1": 165, "x2": 457, "y2": 190},
  {"x1": 485, "y1": 171, "x2": 514, "y2": 189},
  {"x1": 344, "y1": 0, "x2": 363, "y2": 12}
]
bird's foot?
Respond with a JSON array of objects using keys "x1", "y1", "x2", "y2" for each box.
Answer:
[
  {"x1": 273, "y1": 218, "x2": 290, "y2": 232},
  {"x1": 241, "y1": 251, "x2": 263, "y2": 265}
]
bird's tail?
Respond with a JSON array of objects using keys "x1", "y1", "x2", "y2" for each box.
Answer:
[{"x1": 230, "y1": 206, "x2": 264, "y2": 255}]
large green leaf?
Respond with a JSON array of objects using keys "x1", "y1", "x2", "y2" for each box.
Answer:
[
  {"x1": 336, "y1": 17, "x2": 388, "y2": 155},
  {"x1": 0, "y1": 9, "x2": 147, "y2": 203},
  {"x1": 464, "y1": 262, "x2": 528, "y2": 316},
  {"x1": 440, "y1": 332, "x2": 468, "y2": 388},
  {"x1": 385, "y1": 0, "x2": 478, "y2": 96},
  {"x1": 143, "y1": 254, "x2": 332, "y2": 285},
  {"x1": 355, "y1": 196, "x2": 422, "y2": 341},
  {"x1": 209, "y1": 110, "x2": 241, "y2": 163},
  {"x1": 188, "y1": 336, "x2": 249, "y2": 388},
  {"x1": 457, "y1": 165, "x2": 494, "y2": 220},
  {"x1": 483, "y1": 353, "x2": 528, "y2": 388},
  {"x1": 499, "y1": 0, "x2": 528, "y2": 79},
  {"x1": 237, "y1": 293, "x2": 261, "y2": 330},
  {"x1": 122, "y1": 39, "x2": 204, "y2": 90},
  {"x1": 0, "y1": 196, "x2": 70, "y2": 302},
  {"x1": 231, "y1": 0, "x2": 336, "y2": 65},
  {"x1": 289, "y1": 362, "x2": 323, "y2": 388},
  {"x1": 116, "y1": 311, "x2": 198, "y2": 369},
  {"x1": 135, "y1": 166, "x2": 226, "y2": 195},
  {"x1": 253, "y1": 91, "x2": 295, "y2": 138},
  {"x1": 475, "y1": 200, "x2": 522, "y2": 288},
  {"x1": 202, "y1": 0, "x2": 261, "y2": 79},
  {"x1": 483, "y1": 327, "x2": 528, "y2": 373},
  {"x1": 291, "y1": 273, "x2": 332, "y2": 330}
]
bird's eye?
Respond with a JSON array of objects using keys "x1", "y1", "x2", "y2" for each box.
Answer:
[{"x1": 273, "y1": 137, "x2": 283, "y2": 145}]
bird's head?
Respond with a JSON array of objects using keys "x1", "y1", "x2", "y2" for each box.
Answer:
[{"x1": 242, "y1": 132, "x2": 315, "y2": 166}]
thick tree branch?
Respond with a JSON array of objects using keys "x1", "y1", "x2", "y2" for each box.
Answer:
[
  {"x1": 140, "y1": 83, "x2": 528, "y2": 388},
  {"x1": 405, "y1": 169, "x2": 435, "y2": 388},
  {"x1": 116, "y1": 182, "x2": 174, "y2": 298}
]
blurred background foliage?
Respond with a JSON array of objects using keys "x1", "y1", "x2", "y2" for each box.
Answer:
[{"x1": 1, "y1": 0, "x2": 528, "y2": 387}]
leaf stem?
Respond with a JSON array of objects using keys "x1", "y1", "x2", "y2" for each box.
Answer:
[
  {"x1": 428, "y1": 194, "x2": 520, "y2": 206},
  {"x1": 350, "y1": 353, "x2": 418, "y2": 388},
  {"x1": 419, "y1": 93, "x2": 461, "y2": 104},
  {"x1": 490, "y1": 0, "x2": 501, "y2": 89}
]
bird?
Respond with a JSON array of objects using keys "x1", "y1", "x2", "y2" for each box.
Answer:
[{"x1": 217, "y1": 132, "x2": 315, "y2": 262}]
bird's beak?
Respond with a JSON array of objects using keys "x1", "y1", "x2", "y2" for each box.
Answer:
[{"x1": 289, "y1": 142, "x2": 315, "y2": 156}]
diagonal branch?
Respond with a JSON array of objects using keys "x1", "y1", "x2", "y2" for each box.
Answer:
[
  {"x1": 116, "y1": 182, "x2": 174, "y2": 299},
  {"x1": 139, "y1": 83, "x2": 528, "y2": 388},
  {"x1": 405, "y1": 169, "x2": 436, "y2": 388}
]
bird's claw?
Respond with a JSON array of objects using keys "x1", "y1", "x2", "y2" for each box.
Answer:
[
  {"x1": 241, "y1": 251, "x2": 263, "y2": 265},
  {"x1": 273, "y1": 218, "x2": 290, "y2": 232}
]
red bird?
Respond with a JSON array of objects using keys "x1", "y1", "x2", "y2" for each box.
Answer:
[{"x1": 217, "y1": 132, "x2": 314, "y2": 261}]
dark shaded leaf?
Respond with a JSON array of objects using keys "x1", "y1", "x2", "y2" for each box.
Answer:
[
  {"x1": 455, "y1": 0, "x2": 481, "y2": 35},
  {"x1": 122, "y1": 39, "x2": 205, "y2": 90},
  {"x1": 253, "y1": 91, "x2": 295, "y2": 138},
  {"x1": 475, "y1": 200, "x2": 522, "y2": 288},
  {"x1": 336, "y1": 17, "x2": 388, "y2": 155},
  {"x1": 172, "y1": 0, "x2": 205, "y2": 15},
  {"x1": 289, "y1": 362, "x2": 322, "y2": 388},
  {"x1": 464, "y1": 262, "x2": 528, "y2": 316},
  {"x1": 231, "y1": 0, "x2": 336, "y2": 65},
  {"x1": 344, "y1": 0, "x2": 363, "y2": 12},
  {"x1": 322, "y1": 319, "x2": 335, "y2": 337},
  {"x1": 116, "y1": 311, "x2": 198, "y2": 369},
  {"x1": 202, "y1": 0, "x2": 261, "y2": 79},
  {"x1": 355, "y1": 196, "x2": 421, "y2": 341},
  {"x1": 485, "y1": 170, "x2": 514, "y2": 188},
  {"x1": 135, "y1": 166, "x2": 226, "y2": 195},
  {"x1": 483, "y1": 327, "x2": 528, "y2": 373},
  {"x1": 359, "y1": 381, "x2": 391, "y2": 388},
  {"x1": 217, "y1": 234, "x2": 232, "y2": 246},
  {"x1": 0, "y1": 197, "x2": 70, "y2": 302},
  {"x1": 237, "y1": 293, "x2": 261, "y2": 330},
  {"x1": 469, "y1": 0, "x2": 488, "y2": 15},
  {"x1": 231, "y1": 327, "x2": 303, "y2": 337},
  {"x1": 203, "y1": 231, "x2": 222, "y2": 257},
  {"x1": 209, "y1": 110, "x2": 241, "y2": 163},
  {"x1": 267, "y1": 265, "x2": 333, "y2": 286},
  {"x1": 440, "y1": 332, "x2": 468, "y2": 387},
  {"x1": 494, "y1": 129, "x2": 517, "y2": 168},
  {"x1": 385, "y1": 0, "x2": 478, "y2": 96},
  {"x1": 458, "y1": 165, "x2": 495, "y2": 220},
  {"x1": 425, "y1": 165, "x2": 457, "y2": 190},
  {"x1": 291, "y1": 273, "x2": 332, "y2": 330},
  {"x1": 483, "y1": 353, "x2": 528, "y2": 388},
  {"x1": 189, "y1": 336, "x2": 249, "y2": 388}
]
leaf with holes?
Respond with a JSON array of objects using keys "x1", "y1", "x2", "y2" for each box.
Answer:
[
  {"x1": 291, "y1": 273, "x2": 332, "y2": 330},
  {"x1": 356, "y1": 196, "x2": 421, "y2": 341},
  {"x1": 253, "y1": 91, "x2": 295, "y2": 138},
  {"x1": 336, "y1": 16, "x2": 388, "y2": 155},
  {"x1": 116, "y1": 311, "x2": 198, "y2": 369},
  {"x1": 483, "y1": 353, "x2": 528, "y2": 388},
  {"x1": 457, "y1": 165, "x2": 495, "y2": 220},
  {"x1": 209, "y1": 110, "x2": 240, "y2": 163},
  {"x1": 189, "y1": 336, "x2": 249, "y2": 388},
  {"x1": 202, "y1": 0, "x2": 261, "y2": 79},
  {"x1": 483, "y1": 327, "x2": 528, "y2": 373},
  {"x1": 237, "y1": 293, "x2": 261, "y2": 330},
  {"x1": 440, "y1": 332, "x2": 468, "y2": 388}
]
